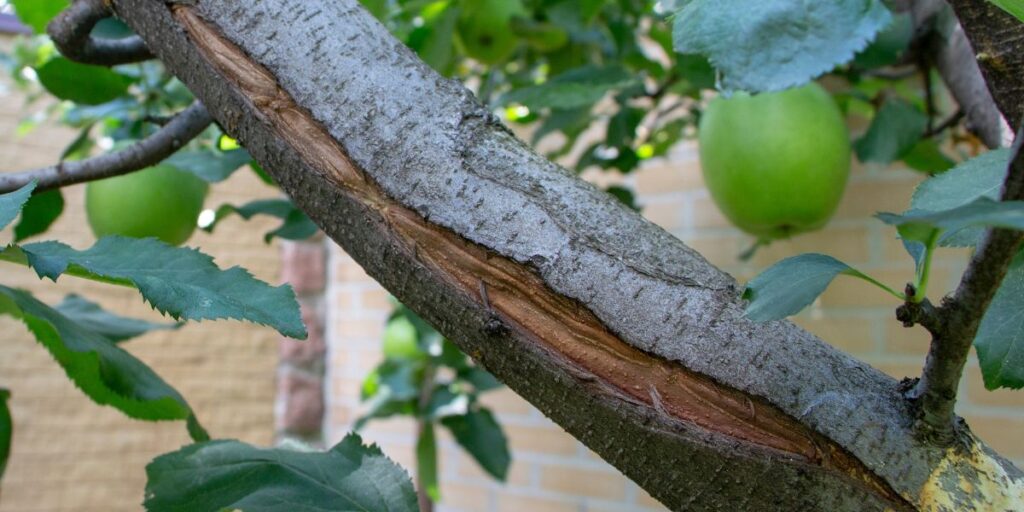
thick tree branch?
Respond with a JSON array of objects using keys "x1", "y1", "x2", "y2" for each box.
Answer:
[
  {"x1": 0, "y1": 102, "x2": 211, "y2": 193},
  {"x1": 911, "y1": 0, "x2": 1004, "y2": 148},
  {"x1": 948, "y1": 0, "x2": 1024, "y2": 131},
  {"x1": 910, "y1": 126, "x2": 1024, "y2": 442},
  {"x1": 47, "y1": 0, "x2": 154, "y2": 66},
  {"x1": 109, "y1": 0, "x2": 1024, "y2": 509}
]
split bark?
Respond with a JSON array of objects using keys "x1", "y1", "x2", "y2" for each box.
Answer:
[{"x1": 109, "y1": 1, "x2": 1023, "y2": 510}]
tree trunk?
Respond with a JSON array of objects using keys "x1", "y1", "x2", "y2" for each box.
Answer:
[{"x1": 111, "y1": 1, "x2": 1023, "y2": 509}]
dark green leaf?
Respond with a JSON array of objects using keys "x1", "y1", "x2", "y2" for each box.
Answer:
[
  {"x1": 13, "y1": 189, "x2": 64, "y2": 242},
  {"x1": 0, "y1": 389, "x2": 10, "y2": 482},
  {"x1": 36, "y1": 57, "x2": 132, "y2": 105},
  {"x1": 144, "y1": 433, "x2": 418, "y2": 512},
  {"x1": 355, "y1": 361, "x2": 421, "y2": 429},
  {"x1": 877, "y1": 198, "x2": 1024, "y2": 245},
  {"x1": 60, "y1": 124, "x2": 96, "y2": 161},
  {"x1": 202, "y1": 198, "x2": 318, "y2": 243},
  {"x1": 0, "y1": 285, "x2": 202, "y2": 432},
  {"x1": 500, "y1": 66, "x2": 638, "y2": 110},
  {"x1": 606, "y1": 185, "x2": 640, "y2": 211},
  {"x1": 416, "y1": 423, "x2": 440, "y2": 503},
  {"x1": 853, "y1": 12, "x2": 913, "y2": 69},
  {"x1": 407, "y1": 2, "x2": 459, "y2": 75},
  {"x1": 673, "y1": 0, "x2": 891, "y2": 92},
  {"x1": 442, "y1": 408, "x2": 510, "y2": 481},
  {"x1": 975, "y1": 251, "x2": 1024, "y2": 389},
  {"x1": 55, "y1": 294, "x2": 180, "y2": 343},
  {"x1": 901, "y1": 139, "x2": 956, "y2": 174},
  {"x1": 426, "y1": 386, "x2": 470, "y2": 419},
  {"x1": 164, "y1": 149, "x2": 252, "y2": 183},
  {"x1": 854, "y1": 98, "x2": 928, "y2": 164},
  {"x1": 910, "y1": 149, "x2": 1010, "y2": 246},
  {"x1": 0, "y1": 181, "x2": 36, "y2": 232},
  {"x1": 11, "y1": 0, "x2": 67, "y2": 34},
  {"x1": 19, "y1": 237, "x2": 306, "y2": 339},
  {"x1": 743, "y1": 254, "x2": 899, "y2": 321}
]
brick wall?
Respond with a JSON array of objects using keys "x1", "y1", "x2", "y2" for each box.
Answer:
[
  {"x1": 325, "y1": 137, "x2": 1024, "y2": 511},
  {"x1": 0, "y1": 82, "x2": 287, "y2": 508}
]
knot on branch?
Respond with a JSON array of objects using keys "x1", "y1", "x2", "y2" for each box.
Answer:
[{"x1": 48, "y1": 0, "x2": 154, "y2": 66}]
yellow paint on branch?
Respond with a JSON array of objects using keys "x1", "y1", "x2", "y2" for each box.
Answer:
[{"x1": 918, "y1": 434, "x2": 1024, "y2": 512}]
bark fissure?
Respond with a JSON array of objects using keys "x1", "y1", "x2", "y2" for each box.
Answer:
[
  {"x1": 171, "y1": 5, "x2": 902, "y2": 503},
  {"x1": 109, "y1": 0, "x2": 1023, "y2": 509}
]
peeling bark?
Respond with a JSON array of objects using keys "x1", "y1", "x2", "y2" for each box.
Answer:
[{"x1": 110, "y1": 1, "x2": 1023, "y2": 509}]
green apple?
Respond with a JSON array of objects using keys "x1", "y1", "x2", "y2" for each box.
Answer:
[
  {"x1": 698, "y1": 82, "x2": 851, "y2": 240},
  {"x1": 382, "y1": 317, "x2": 424, "y2": 360},
  {"x1": 86, "y1": 164, "x2": 209, "y2": 246},
  {"x1": 458, "y1": 0, "x2": 525, "y2": 65}
]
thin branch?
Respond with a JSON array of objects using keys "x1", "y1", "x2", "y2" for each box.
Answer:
[
  {"x1": 0, "y1": 102, "x2": 211, "y2": 193},
  {"x1": 911, "y1": 0, "x2": 1005, "y2": 148},
  {"x1": 923, "y1": 109, "x2": 965, "y2": 138},
  {"x1": 909, "y1": 125, "x2": 1024, "y2": 443},
  {"x1": 47, "y1": 0, "x2": 154, "y2": 66}
]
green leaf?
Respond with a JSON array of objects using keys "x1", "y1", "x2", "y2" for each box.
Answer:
[
  {"x1": 144, "y1": 433, "x2": 418, "y2": 512},
  {"x1": 11, "y1": 0, "x2": 68, "y2": 34},
  {"x1": 743, "y1": 254, "x2": 902, "y2": 321},
  {"x1": 356, "y1": 361, "x2": 420, "y2": 429},
  {"x1": 854, "y1": 98, "x2": 928, "y2": 164},
  {"x1": 673, "y1": 0, "x2": 891, "y2": 92},
  {"x1": 36, "y1": 57, "x2": 132, "y2": 106},
  {"x1": 458, "y1": 367, "x2": 502, "y2": 392},
  {"x1": 19, "y1": 237, "x2": 306, "y2": 339},
  {"x1": 0, "y1": 285, "x2": 203, "y2": 432},
  {"x1": 877, "y1": 197, "x2": 1024, "y2": 245},
  {"x1": 13, "y1": 189, "x2": 64, "y2": 242},
  {"x1": 55, "y1": 294, "x2": 180, "y2": 343},
  {"x1": 910, "y1": 148, "x2": 1010, "y2": 246},
  {"x1": 164, "y1": 149, "x2": 253, "y2": 183},
  {"x1": 901, "y1": 139, "x2": 956, "y2": 174},
  {"x1": 425, "y1": 386, "x2": 470, "y2": 419},
  {"x1": 416, "y1": 422, "x2": 440, "y2": 503},
  {"x1": 202, "y1": 199, "x2": 318, "y2": 243},
  {"x1": 500, "y1": 66, "x2": 638, "y2": 110},
  {"x1": 442, "y1": 408, "x2": 510, "y2": 481},
  {"x1": 853, "y1": 12, "x2": 913, "y2": 69},
  {"x1": 988, "y1": 0, "x2": 1024, "y2": 23},
  {"x1": 0, "y1": 389, "x2": 10, "y2": 482},
  {"x1": 407, "y1": 1, "x2": 460, "y2": 75},
  {"x1": 0, "y1": 181, "x2": 36, "y2": 232},
  {"x1": 975, "y1": 251, "x2": 1024, "y2": 389}
]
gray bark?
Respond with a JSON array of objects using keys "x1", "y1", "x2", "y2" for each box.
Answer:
[{"x1": 109, "y1": 1, "x2": 1023, "y2": 510}]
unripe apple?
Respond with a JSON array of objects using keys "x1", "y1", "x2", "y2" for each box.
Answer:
[
  {"x1": 382, "y1": 317, "x2": 424, "y2": 361},
  {"x1": 86, "y1": 165, "x2": 209, "y2": 246},
  {"x1": 698, "y1": 83, "x2": 851, "y2": 240}
]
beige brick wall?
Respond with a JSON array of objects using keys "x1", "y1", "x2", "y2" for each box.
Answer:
[
  {"x1": 326, "y1": 138, "x2": 1024, "y2": 511},
  {"x1": 0, "y1": 81, "x2": 285, "y2": 509}
]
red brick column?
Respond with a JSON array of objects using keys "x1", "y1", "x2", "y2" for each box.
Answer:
[{"x1": 276, "y1": 236, "x2": 328, "y2": 443}]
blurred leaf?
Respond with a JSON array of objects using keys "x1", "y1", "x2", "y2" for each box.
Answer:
[
  {"x1": 164, "y1": 148, "x2": 252, "y2": 183},
  {"x1": 203, "y1": 198, "x2": 318, "y2": 243},
  {"x1": 910, "y1": 148, "x2": 1010, "y2": 246},
  {"x1": 13, "y1": 189, "x2": 63, "y2": 242},
  {"x1": 975, "y1": 251, "x2": 1024, "y2": 390},
  {"x1": 988, "y1": 0, "x2": 1024, "y2": 23},
  {"x1": 36, "y1": 57, "x2": 132, "y2": 105},
  {"x1": 673, "y1": 0, "x2": 891, "y2": 92},
  {"x1": 901, "y1": 139, "x2": 956, "y2": 174},
  {"x1": 458, "y1": 366, "x2": 502, "y2": 392},
  {"x1": 511, "y1": 18, "x2": 569, "y2": 51},
  {"x1": 17, "y1": 236, "x2": 306, "y2": 339},
  {"x1": 877, "y1": 197, "x2": 1024, "y2": 245},
  {"x1": 606, "y1": 185, "x2": 640, "y2": 211},
  {"x1": 416, "y1": 423, "x2": 440, "y2": 503},
  {"x1": 249, "y1": 161, "x2": 276, "y2": 185},
  {"x1": 144, "y1": 434, "x2": 418, "y2": 512},
  {"x1": 0, "y1": 286, "x2": 205, "y2": 437},
  {"x1": 60, "y1": 124, "x2": 95, "y2": 161},
  {"x1": 500, "y1": 65, "x2": 638, "y2": 110},
  {"x1": 853, "y1": 12, "x2": 913, "y2": 69},
  {"x1": 426, "y1": 386, "x2": 470, "y2": 419},
  {"x1": 0, "y1": 389, "x2": 10, "y2": 482},
  {"x1": 743, "y1": 254, "x2": 900, "y2": 321},
  {"x1": 54, "y1": 294, "x2": 180, "y2": 343},
  {"x1": 0, "y1": 181, "x2": 36, "y2": 232},
  {"x1": 854, "y1": 98, "x2": 928, "y2": 164},
  {"x1": 11, "y1": 0, "x2": 68, "y2": 34},
  {"x1": 407, "y1": 1, "x2": 460, "y2": 75},
  {"x1": 441, "y1": 408, "x2": 510, "y2": 481}
]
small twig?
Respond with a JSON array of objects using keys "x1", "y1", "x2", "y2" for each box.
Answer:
[
  {"x1": 0, "y1": 102, "x2": 212, "y2": 193},
  {"x1": 908, "y1": 125, "x2": 1024, "y2": 443},
  {"x1": 923, "y1": 109, "x2": 966, "y2": 138},
  {"x1": 863, "y1": 67, "x2": 918, "y2": 81},
  {"x1": 47, "y1": 0, "x2": 154, "y2": 66}
]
